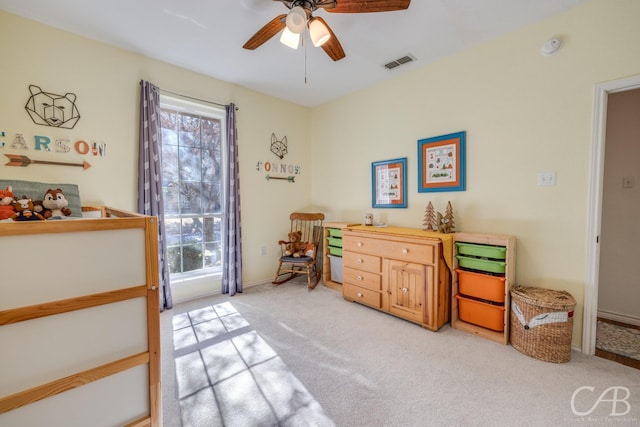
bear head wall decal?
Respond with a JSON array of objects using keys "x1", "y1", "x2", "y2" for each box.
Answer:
[{"x1": 25, "y1": 84, "x2": 81, "y2": 129}]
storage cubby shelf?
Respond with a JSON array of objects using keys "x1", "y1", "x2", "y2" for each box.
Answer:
[
  {"x1": 451, "y1": 232, "x2": 516, "y2": 345},
  {"x1": 322, "y1": 222, "x2": 359, "y2": 291}
]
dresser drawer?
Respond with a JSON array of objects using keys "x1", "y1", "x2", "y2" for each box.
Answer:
[
  {"x1": 342, "y1": 234, "x2": 387, "y2": 256},
  {"x1": 343, "y1": 250, "x2": 381, "y2": 273},
  {"x1": 343, "y1": 232, "x2": 435, "y2": 264},
  {"x1": 343, "y1": 283, "x2": 381, "y2": 308},
  {"x1": 343, "y1": 266, "x2": 381, "y2": 291},
  {"x1": 383, "y1": 240, "x2": 435, "y2": 264}
]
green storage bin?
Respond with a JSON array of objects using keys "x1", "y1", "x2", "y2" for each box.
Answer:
[
  {"x1": 328, "y1": 228, "x2": 342, "y2": 238},
  {"x1": 455, "y1": 242, "x2": 506, "y2": 260},
  {"x1": 327, "y1": 236, "x2": 343, "y2": 247},
  {"x1": 328, "y1": 246, "x2": 343, "y2": 256},
  {"x1": 456, "y1": 255, "x2": 506, "y2": 274}
]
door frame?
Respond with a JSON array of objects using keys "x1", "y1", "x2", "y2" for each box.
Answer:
[{"x1": 583, "y1": 74, "x2": 640, "y2": 355}]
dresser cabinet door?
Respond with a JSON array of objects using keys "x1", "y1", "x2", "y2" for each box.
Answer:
[{"x1": 386, "y1": 259, "x2": 427, "y2": 324}]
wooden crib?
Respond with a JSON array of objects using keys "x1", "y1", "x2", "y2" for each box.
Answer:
[{"x1": 0, "y1": 207, "x2": 160, "y2": 427}]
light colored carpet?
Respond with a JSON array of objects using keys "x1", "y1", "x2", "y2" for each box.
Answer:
[
  {"x1": 171, "y1": 301, "x2": 334, "y2": 426},
  {"x1": 162, "y1": 281, "x2": 640, "y2": 426}
]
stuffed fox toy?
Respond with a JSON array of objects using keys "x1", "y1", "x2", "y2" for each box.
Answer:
[{"x1": 0, "y1": 186, "x2": 16, "y2": 220}]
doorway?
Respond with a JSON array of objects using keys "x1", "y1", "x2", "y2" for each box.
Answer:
[{"x1": 584, "y1": 75, "x2": 640, "y2": 361}]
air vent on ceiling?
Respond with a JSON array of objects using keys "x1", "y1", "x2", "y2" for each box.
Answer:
[{"x1": 384, "y1": 54, "x2": 415, "y2": 70}]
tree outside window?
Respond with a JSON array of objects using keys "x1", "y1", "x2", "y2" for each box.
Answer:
[{"x1": 159, "y1": 99, "x2": 224, "y2": 277}]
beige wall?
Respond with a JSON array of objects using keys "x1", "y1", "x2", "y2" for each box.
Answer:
[
  {"x1": 310, "y1": 0, "x2": 640, "y2": 347},
  {"x1": 3, "y1": 0, "x2": 640, "y2": 346},
  {"x1": 0, "y1": 10, "x2": 312, "y2": 294},
  {"x1": 598, "y1": 89, "x2": 640, "y2": 322}
]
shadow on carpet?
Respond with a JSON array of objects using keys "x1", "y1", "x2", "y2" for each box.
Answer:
[{"x1": 172, "y1": 301, "x2": 335, "y2": 427}]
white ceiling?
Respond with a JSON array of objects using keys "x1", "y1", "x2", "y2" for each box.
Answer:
[{"x1": 0, "y1": 0, "x2": 588, "y2": 107}]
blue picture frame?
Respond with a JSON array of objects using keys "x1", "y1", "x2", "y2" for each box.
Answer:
[
  {"x1": 418, "y1": 131, "x2": 466, "y2": 192},
  {"x1": 371, "y1": 157, "x2": 407, "y2": 208}
]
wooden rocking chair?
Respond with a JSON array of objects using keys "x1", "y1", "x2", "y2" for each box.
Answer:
[{"x1": 273, "y1": 212, "x2": 325, "y2": 290}]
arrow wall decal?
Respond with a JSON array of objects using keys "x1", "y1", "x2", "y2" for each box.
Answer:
[
  {"x1": 5, "y1": 154, "x2": 91, "y2": 170},
  {"x1": 265, "y1": 174, "x2": 295, "y2": 183}
]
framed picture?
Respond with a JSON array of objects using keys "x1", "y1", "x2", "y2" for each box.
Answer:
[
  {"x1": 418, "y1": 131, "x2": 466, "y2": 192},
  {"x1": 371, "y1": 157, "x2": 407, "y2": 208}
]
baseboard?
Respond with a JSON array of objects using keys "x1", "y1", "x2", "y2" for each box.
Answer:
[
  {"x1": 597, "y1": 309, "x2": 640, "y2": 327},
  {"x1": 172, "y1": 279, "x2": 272, "y2": 305},
  {"x1": 242, "y1": 280, "x2": 273, "y2": 291}
]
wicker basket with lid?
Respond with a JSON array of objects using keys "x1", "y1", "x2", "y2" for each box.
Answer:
[{"x1": 510, "y1": 286, "x2": 576, "y2": 363}]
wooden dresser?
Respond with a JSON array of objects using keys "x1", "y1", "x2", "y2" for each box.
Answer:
[{"x1": 341, "y1": 226, "x2": 452, "y2": 331}]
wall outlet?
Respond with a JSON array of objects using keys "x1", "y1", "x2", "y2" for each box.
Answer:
[
  {"x1": 537, "y1": 172, "x2": 556, "y2": 186},
  {"x1": 260, "y1": 246, "x2": 267, "y2": 256}
]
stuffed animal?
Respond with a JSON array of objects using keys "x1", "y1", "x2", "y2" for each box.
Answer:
[
  {"x1": 32, "y1": 199, "x2": 45, "y2": 216},
  {"x1": 42, "y1": 188, "x2": 72, "y2": 219},
  {"x1": 303, "y1": 242, "x2": 315, "y2": 258},
  {"x1": 12, "y1": 196, "x2": 45, "y2": 221},
  {"x1": 436, "y1": 212, "x2": 453, "y2": 234},
  {"x1": 284, "y1": 230, "x2": 306, "y2": 258},
  {"x1": 0, "y1": 186, "x2": 16, "y2": 220}
]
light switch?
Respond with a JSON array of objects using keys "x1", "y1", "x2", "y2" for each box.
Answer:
[{"x1": 623, "y1": 176, "x2": 634, "y2": 188}]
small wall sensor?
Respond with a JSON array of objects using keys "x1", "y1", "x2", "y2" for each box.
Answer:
[{"x1": 541, "y1": 37, "x2": 563, "y2": 56}]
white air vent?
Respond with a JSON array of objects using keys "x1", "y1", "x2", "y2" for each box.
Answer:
[{"x1": 384, "y1": 54, "x2": 415, "y2": 70}]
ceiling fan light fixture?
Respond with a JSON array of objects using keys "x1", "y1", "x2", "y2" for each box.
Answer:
[
  {"x1": 309, "y1": 18, "x2": 331, "y2": 47},
  {"x1": 285, "y1": 6, "x2": 307, "y2": 34},
  {"x1": 280, "y1": 27, "x2": 300, "y2": 49}
]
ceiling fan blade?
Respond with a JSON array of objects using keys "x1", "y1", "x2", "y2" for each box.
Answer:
[
  {"x1": 243, "y1": 14, "x2": 287, "y2": 50},
  {"x1": 316, "y1": 17, "x2": 345, "y2": 61},
  {"x1": 325, "y1": 0, "x2": 410, "y2": 13}
]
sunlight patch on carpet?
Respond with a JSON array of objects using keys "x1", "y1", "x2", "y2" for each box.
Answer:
[{"x1": 173, "y1": 302, "x2": 335, "y2": 427}]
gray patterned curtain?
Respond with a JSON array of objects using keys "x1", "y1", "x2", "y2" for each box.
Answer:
[
  {"x1": 138, "y1": 80, "x2": 172, "y2": 310},
  {"x1": 222, "y1": 103, "x2": 243, "y2": 295}
]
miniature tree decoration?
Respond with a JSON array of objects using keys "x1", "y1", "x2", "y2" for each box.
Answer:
[
  {"x1": 423, "y1": 202, "x2": 437, "y2": 231},
  {"x1": 444, "y1": 201, "x2": 455, "y2": 233},
  {"x1": 423, "y1": 201, "x2": 455, "y2": 233}
]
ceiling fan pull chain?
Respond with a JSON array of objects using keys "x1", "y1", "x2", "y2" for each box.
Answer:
[{"x1": 304, "y1": 27, "x2": 308, "y2": 84}]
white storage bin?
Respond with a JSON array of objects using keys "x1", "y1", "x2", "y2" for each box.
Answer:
[{"x1": 328, "y1": 255, "x2": 343, "y2": 283}]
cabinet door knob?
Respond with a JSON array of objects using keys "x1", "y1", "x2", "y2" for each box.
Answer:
[
  {"x1": 402, "y1": 248, "x2": 409, "y2": 254},
  {"x1": 357, "y1": 292, "x2": 363, "y2": 297},
  {"x1": 357, "y1": 242, "x2": 363, "y2": 247},
  {"x1": 357, "y1": 258, "x2": 363, "y2": 263},
  {"x1": 357, "y1": 275, "x2": 363, "y2": 281},
  {"x1": 402, "y1": 287, "x2": 408, "y2": 294}
]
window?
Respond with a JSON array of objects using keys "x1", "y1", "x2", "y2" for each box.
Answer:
[{"x1": 159, "y1": 96, "x2": 225, "y2": 280}]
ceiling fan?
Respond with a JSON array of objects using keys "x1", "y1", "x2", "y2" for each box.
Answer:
[{"x1": 243, "y1": 0, "x2": 411, "y2": 61}]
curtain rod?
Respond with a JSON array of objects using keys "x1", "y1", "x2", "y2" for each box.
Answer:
[{"x1": 159, "y1": 88, "x2": 239, "y2": 110}]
